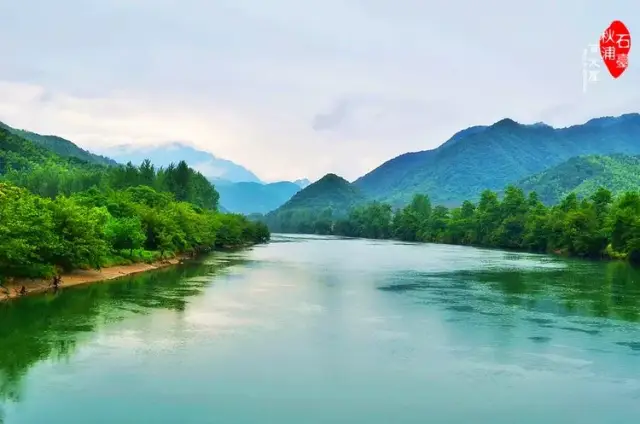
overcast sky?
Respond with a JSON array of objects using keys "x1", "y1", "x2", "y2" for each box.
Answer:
[{"x1": 1, "y1": 0, "x2": 638, "y2": 182}]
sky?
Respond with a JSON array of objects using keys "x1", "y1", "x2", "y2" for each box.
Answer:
[{"x1": 0, "y1": 0, "x2": 639, "y2": 182}]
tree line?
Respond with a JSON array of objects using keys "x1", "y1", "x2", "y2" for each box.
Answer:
[
  {"x1": 266, "y1": 186, "x2": 640, "y2": 263},
  {"x1": 0, "y1": 129, "x2": 269, "y2": 280}
]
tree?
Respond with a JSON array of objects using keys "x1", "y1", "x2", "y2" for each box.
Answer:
[{"x1": 105, "y1": 217, "x2": 146, "y2": 256}]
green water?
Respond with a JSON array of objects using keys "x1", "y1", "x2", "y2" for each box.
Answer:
[{"x1": 1, "y1": 234, "x2": 640, "y2": 423}]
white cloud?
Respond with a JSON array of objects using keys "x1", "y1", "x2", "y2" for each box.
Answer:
[{"x1": 0, "y1": 0, "x2": 639, "y2": 182}]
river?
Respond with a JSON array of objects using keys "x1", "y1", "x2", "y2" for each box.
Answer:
[{"x1": 1, "y1": 234, "x2": 640, "y2": 423}]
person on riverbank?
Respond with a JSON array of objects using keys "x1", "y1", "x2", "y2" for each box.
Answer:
[{"x1": 52, "y1": 275, "x2": 61, "y2": 292}]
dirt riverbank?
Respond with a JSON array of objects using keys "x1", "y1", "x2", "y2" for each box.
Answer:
[{"x1": 0, "y1": 257, "x2": 184, "y2": 301}]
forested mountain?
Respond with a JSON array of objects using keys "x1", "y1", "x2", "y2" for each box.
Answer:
[
  {"x1": 517, "y1": 154, "x2": 640, "y2": 205},
  {"x1": 354, "y1": 113, "x2": 640, "y2": 206},
  {"x1": 0, "y1": 120, "x2": 117, "y2": 166},
  {"x1": 0, "y1": 127, "x2": 269, "y2": 280},
  {"x1": 263, "y1": 173, "x2": 367, "y2": 233},
  {"x1": 0, "y1": 126, "x2": 219, "y2": 209},
  {"x1": 215, "y1": 180, "x2": 301, "y2": 214},
  {"x1": 101, "y1": 142, "x2": 262, "y2": 183}
]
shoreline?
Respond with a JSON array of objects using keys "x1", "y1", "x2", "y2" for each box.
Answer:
[{"x1": 0, "y1": 256, "x2": 186, "y2": 302}]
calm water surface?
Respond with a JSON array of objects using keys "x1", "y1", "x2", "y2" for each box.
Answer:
[{"x1": 1, "y1": 235, "x2": 640, "y2": 423}]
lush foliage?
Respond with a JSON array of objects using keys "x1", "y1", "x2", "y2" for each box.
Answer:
[
  {"x1": 354, "y1": 113, "x2": 640, "y2": 206},
  {"x1": 0, "y1": 121, "x2": 117, "y2": 166},
  {"x1": 263, "y1": 173, "x2": 367, "y2": 232},
  {"x1": 517, "y1": 154, "x2": 640, "y2": 205},
  {"x1": 269, "y1": 185, "x2": 640, "y2": 263},
  {"x1": 215, "y1": 180, "x2": 301, "y2": 214},
  {"x1": 1, "y1": 127, "x2": 220, "y2": 210},
  {"x1": 0, "y1": 181, "x2": 268, "y2": 280},
  {"x1": 0, "y1": 129, "x2": 269, "y2": 280}
]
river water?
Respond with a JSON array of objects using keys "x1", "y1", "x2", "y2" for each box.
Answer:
[{"x1": 1, "y1": 234, "x2": 640, "y2": 423}]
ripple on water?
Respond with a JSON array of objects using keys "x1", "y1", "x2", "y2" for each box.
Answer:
[
  {"x1": 378, "y1": 282, "x2": 426, "y2": 292},
  {"x1": 558, "y1": 326, "x2": 601, "y2": 336},
  {"x1": 478, "y1": 311, "x2": 504, "y2": 317},
  {"x1": 524, "y1": 317, "x2": 556, "y2": 325},
  {"x1": 529, "y1": 336, "x2": 552, "y2": 343},
  {"x1": 616, "y1": 341, "x2": 640, "y2": 351},
  {"x1": 446, "y1": 304, "x2": 476, "y2": 313}
]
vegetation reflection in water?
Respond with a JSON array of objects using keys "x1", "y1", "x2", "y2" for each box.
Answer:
[
  {"x1": 0, "y1": 254, "x2": 249, "y2": 411},
  {"x1": 381, "y1": 259, "x2": 640, "y2": 323},
  {"x1": 1, "y1": 241, "x2": 640, "y2": 422}
]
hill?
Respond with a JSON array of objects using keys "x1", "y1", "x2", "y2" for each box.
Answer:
[
  {"x1": 274, "y1": 173, "x2": 366, "y2": 212},
  {"x1": 354, "y1": 113, "x2": 640, "y2": 206},
  {"x1": 0, "y1": 126, "x2": 58, "y2": 172},
  {"x1": 215, "y1": 180, "x2": 301, "y2": 214},
  {"x1": 101, "y1": 142, "x2": 261, "y2": 183},
  {"x1": 264, "y1": 173, "x2": 367, "y2": 233},
  {"x1": 0, "y1": 126, "x2": 221, "y2": 209},
  {"x1": 0, "y1": 121, "x2": 116, "y2": 166},
  {"x1": 0, "y1": 125, "x2": 269, "y2": 282},
  {"x1": 517, "y1": 154, "x2": 640, "y2": 204}
]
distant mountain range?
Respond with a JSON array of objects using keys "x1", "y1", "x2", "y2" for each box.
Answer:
[
  {"x1": 0, "y1": 121, "x2": 117, "y2": 166},
  {"x1": 100, "y1": 142, "x2": 262, "y2": 183},
  {"x1": 101, "y1": 143, "x2": 319, "y2": 214},
  {"x1": 5, "y1": 112, "x2": 640, "y2": 223},
  {"x1": 214, "y1": 180, "x2": 302, "y2": 215},
  {"x1": 264, "y1": 113, "x2": 640, "y2": 230},
  {"x1": 0, "y1": 120, "x2": 310, "y2": 215},
  {"x1": 353, "y1": 113, "x2": 640, "y2": 206}
]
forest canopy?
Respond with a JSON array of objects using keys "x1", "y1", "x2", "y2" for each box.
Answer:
[
  {"x1": 263, "y1": 186, "x2": 640, "y2": 263},
  {"x1": 0, "y1": 128, "x2": 269, "y2": 280}
]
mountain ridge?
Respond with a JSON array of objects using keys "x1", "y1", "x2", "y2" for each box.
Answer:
[
  {"x1": 354, "y1": 112, "x2": 640, "y2": 206},
  {"x1": 0, "y1": 120, "x2": 117, "y2": 166},
  {"x1": 215, "y1": 180, "x2": 302, "y2": 215}
]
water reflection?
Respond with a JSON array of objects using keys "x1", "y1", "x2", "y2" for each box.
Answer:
[
  {"x1": 379, "y1": 260, "x2": 640, "y2": 323},
  {"x1": 2, "y1": 238, "x2": 640, "y2": 423},
  {"x1": 0, "y1": 255, "x2": 247, "y2": 406}
]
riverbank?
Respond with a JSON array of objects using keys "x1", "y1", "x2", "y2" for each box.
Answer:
[{"x1": 0, "y1": 256, "x2": 186, "y2": 301}]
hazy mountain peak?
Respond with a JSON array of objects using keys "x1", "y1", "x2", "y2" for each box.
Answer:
[
  {"x1": 101, "y1": 142, "x2": 261, "y2": 183},
  {"x1": 491, "y1": 117, "x2": 521, "y2": 128},
  {"x1": 583, "y1": 113, "x2": 640, "y2": 128},
  {"x1": 294, "y1": 178, "x2": 311, "y2": 188},
  {"x1": 528, "y1": 122, "x2": 552, "y2": 128}
]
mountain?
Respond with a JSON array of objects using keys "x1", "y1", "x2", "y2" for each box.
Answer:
[
  {"x1": 274, "y1": 173, "x2": 366, "y2": 213},
  {"x1": 517, "y1": 154, "x2": 640, "y2": 204},
  {"x1": 294, "y1": 178, "x2": 311, "y2": 188},
  {"x1": 101, "y1": 142, "x2": 261, "y2": 183},
  {"x1": 354, "y1": 113, "x2": 640, "y2": 206},
  {"x1": 264, "y1": 173, "x2": 367, "y2": 232},
  {"x1": 215, "y1": 180, "x2": 301, "y2": 214},
  {"x1": 0, "y1": 126, "x2": 57, "y2": 171},
  {"x1": 0, "y1": 121, "x2": 116, "y2": 166}
]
